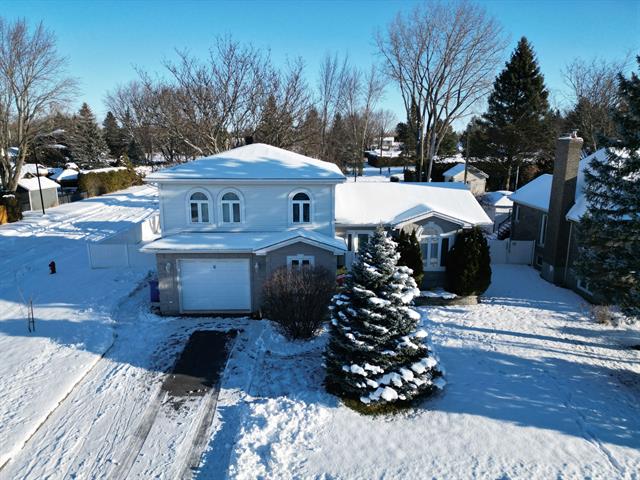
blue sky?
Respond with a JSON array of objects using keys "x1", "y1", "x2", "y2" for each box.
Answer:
[{"x1": 2, "y1": 0, "x2": 639, "y2": 130}]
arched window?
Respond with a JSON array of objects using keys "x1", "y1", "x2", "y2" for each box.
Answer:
[
  {"x1": 221, "y1": 191, "x2": 242, "y2": 223},
  {"x1": 291, "y1": 191, "x2": 311, "y2": 224},
  {"x1": 189, "y1": 191, "x2": 210, "y2": 223}
]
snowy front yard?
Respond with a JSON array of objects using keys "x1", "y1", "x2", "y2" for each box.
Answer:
[
  {"x1": 1, "y1": 189, "x2": 638, "y2": 479},
  {"x1": 200, "y1": 265, "x2": 640, "y2": 479}
]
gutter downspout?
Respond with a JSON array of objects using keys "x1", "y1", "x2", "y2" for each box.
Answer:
[{"x1": 563, "y1": 221, "x2": 573, "y2": 286}]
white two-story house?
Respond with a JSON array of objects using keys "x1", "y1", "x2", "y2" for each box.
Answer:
[
  {"x1": 143, "y1": 143, "x2": 491, "y2": 315},
  {"x1": 142, "y1": 143, "x2": 347, "y2": 315}
]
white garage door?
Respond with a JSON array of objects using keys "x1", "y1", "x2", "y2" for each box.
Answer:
[{"x1": 179, "y1": 258, "x2": 251, "y2": 312}]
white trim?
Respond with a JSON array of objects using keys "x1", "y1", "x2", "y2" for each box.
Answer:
[
  {"x1": 255, "y1": 237, "x2": 346, "y2": 255},
  {"x1": 576, "y1": 276, "x2": 593, "y2": 295},
  {"x1": 539, "y1": 213, "x2": 548, "y2": 246},
  {"x1": 287, "y1": 254, "x2": 315, "y2": 270},
  {"x1": 217, "y1": 187, "x2": 245, "y2": 225},
  {"x1": 288, "y1": 188, "x2": 314, "y2": 225},
  {"x1": 419, "y1": 222, "x2": 446, "y2": 272},
  {"x1": 185, "y1": 188, "x2": 212, "y2": 225}
]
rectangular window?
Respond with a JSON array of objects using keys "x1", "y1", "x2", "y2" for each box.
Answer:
[
  {"x1": 357, "y1": 234, "x2": 370, "y2": 252},
  {"x1": 232, "y1": 203, "x2": 240, "y2": 222},
  {"x1": 514, "y1": 205, "x2": 520, "y2": 222},
  {"x1": 293, "y1": 204, "x2": 300, "y2": 223},
  {"x1": 222, "y1": 203, "x2": 230, "y2": 223},
  {"x1": 191, "y1": 203, "x2": 199, "y2": 222},
  {"x1": 347, "y1": 234, "x2": 353, "y2": 251},
  {"x1": 302, "y1": 203, "x2": 310, "y2": 223},
  {"x1": 287, "y1": 255, "x2": 314, "y2": 270},
  {"x1": 577, "y1": 277, "x2": 593, "y2": 294}
]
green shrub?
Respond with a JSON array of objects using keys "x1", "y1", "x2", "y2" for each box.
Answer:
[
  {"x1": 445, "y1": 227, "x2": 491, "y2": 296},
  {"x1": 77, "y1": 167, "x2": 142, "y2": 197},
  {"x1": 396, "y1": 229, "x2": 424, "y2": 286}
]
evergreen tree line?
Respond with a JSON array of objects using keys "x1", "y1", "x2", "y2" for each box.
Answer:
[{"x1": 30, "y1": 103, "x2": 142, "y2": 168}]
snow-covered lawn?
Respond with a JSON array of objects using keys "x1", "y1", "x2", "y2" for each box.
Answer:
[
  {"x1": 347, "y1": 163, "x2": 407, "y2": 182},
  {"x1": 1, "y1": 186, "x2": 638, "y2": 479},
  {"x1": 0, "y1": 186, "x2": 158, "y2": 469},
  {"x1": 202, "y1": 265, "x2": 640, "y2": 479}
]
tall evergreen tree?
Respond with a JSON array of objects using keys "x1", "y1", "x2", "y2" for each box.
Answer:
[
  {"x1": 396, "y1": 229, "x2": 424, "y2": 287},
  {"x1": 325, "y1": 228, "x2": 443, "y2": 409},
  {"x1": 482, "y1": 37, "x2": 554, "y2": 189},
  {"x1": 102, "y1": 111, "x2": 127, "y2": 158},
  {"x1": 575, "y1": 57, "x2": 640, "y2": 320},
  {"x1": 445, "y1": 228, "x2": 492, "y2": 296},
  {"x1": 69, "y1": 103, "x2": 108, "y2": 165}
]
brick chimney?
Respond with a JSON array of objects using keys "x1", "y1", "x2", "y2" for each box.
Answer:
[{"x1": 540, "y1": 133, "x2": 583, "y2": 285}]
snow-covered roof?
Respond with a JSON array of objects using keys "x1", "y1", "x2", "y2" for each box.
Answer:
[
  {"x1": 18, "y1": 176, "x2": 60, "y2": 191},
  {"x1": 81, "y1": 166, "x2": 127, "y2": 174},
  {"x1": 566, "y1": 148, "x2": 617, "y2": 222},
  {"x1": 19, "y1": 164, "x2": 49, "y2": 177},
  {"x1": 482, "y1": 190, "x2": 513, "y2": 208},
  {"x1": 51, "y1": 168, "x2": 79, "y2": 182},
  {"x1": 145, "y1": 143, "x2": 345, "y2": 183},
  {"x1": 335, "y1": 182, "x2": 492, "y2": 227},
  {"x1": 141, "y1": 229, "x2": 347, "y2": 254},
  {"x1": 509, "y1": 174, "x2": 552, "y2": 212},
  {"x1": 442, "y1": 163, "x2": 489, "y2": 179}
]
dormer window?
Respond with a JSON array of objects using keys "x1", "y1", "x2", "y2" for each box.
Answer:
[
  {"x1": 291, "y1": 191, "x2": 311, "y2": 224},
  {"x1": 189, "y1": 191, "x2": 210, "y2": 223},
  {"x1": 221, "y1": 191, "x2": 242, "y2": 223}
]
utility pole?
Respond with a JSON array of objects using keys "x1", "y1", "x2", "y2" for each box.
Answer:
[
  {"x1": 463, "y1": 129, "x2": 470, "y2": 185},
  {"x1": 33, "y1": 147, "x2": 46, "y2": 215}
]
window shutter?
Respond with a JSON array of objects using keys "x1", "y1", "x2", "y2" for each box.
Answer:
[{"x1": 440, "y1": 237, "x2": 449, "y2": 267}]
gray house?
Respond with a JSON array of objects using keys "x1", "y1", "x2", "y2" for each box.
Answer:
[
  {"x1": 509, "y1": 134, "x2": 601, "y2": 299},
  {"x1": 442, "y1": 163, "x2": 489, "y2": 196},
  {"x1": 142, "y1": 143, "x2": 492, "y2": 315}
]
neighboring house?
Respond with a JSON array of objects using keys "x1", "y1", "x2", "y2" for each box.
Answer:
[
  {"x1": 17, "y1": 176, "x2": 60, "y2": 212},
  {"x1": 442, "y1": 163, "x2": 488, "y2": 196},
  {"x1": 480, "y1": 190, "x2": 513, "y2": 233},
  {"x1": 142, "y1": 143, "x2": 492, "y2": 315},
  {"x1": 335, "y1": 182, "x2": 492, "y2": 287},
  {"x1": 509, "y1": 134, "x2": 600, "y2": 299},
  {"x1": 142, "y1": 143, "x2": 348, "y2": 315},
  {"x1": 50, "y1": 168, "x2": 79, "y2": 188}
]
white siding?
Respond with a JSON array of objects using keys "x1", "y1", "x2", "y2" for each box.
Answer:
[{"x1": 160, "y1": 183, "x2": 336, "y2": 236}]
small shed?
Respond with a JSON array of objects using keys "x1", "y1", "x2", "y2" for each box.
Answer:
[
  {"x1": 17, "y1": 176, "x2": 60, "y2": 212},
  {"x1": 481, "y1": 190, "x2": 513, "y2": 232},
  {"x1": 442, "y1": 163, "x2": 489, "y2": 196}
]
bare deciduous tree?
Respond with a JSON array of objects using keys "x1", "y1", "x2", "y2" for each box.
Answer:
[
  {"x1": 563, "y1": 56, "x2": 628, "y2": 151},
  {"x1": 0, "y1": 18, "x2": 77, "y2": 191},
  {"x1": 376, "y1": 0, "x2": 505, "y2": 181}
]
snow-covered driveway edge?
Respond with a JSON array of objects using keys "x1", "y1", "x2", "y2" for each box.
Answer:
[{"x1": 0, "y1": 278, "x2": 150, "y2": 471}]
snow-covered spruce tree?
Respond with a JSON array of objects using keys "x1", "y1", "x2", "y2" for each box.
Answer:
[
  {"x1": 325, "y1": 227, "x2": 443, "y2": 409},
  {"x1": 575, "y1": 57, "x2": 640, "y2": 320},
  {"x1": 69, "y1": 103, "x2": 108, "y2": 165}
]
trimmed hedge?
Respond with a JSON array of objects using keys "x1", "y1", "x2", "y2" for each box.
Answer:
[
  {"x1": 445, "y1": 227, "x2": 491, "y2": 296},
  {"x1": 77, "y1": 168, "x2": 143, "y2": 197}
]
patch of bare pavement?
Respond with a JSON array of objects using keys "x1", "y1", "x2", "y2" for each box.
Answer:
[
  {"x1": 163, "y1": 330, "x2": 238, "y2": 398},
  {"x1": 114, "y1": 329, "x2": 238, "y2": 479}
]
